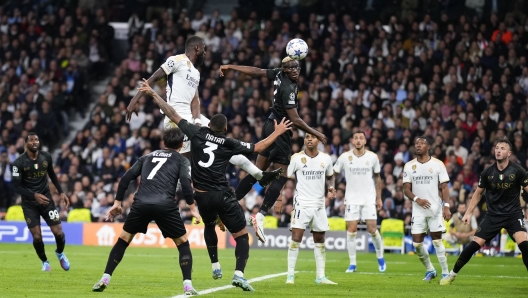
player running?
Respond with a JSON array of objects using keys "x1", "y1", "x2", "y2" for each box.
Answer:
[
  {"x1": 403, "y1": 136, "x2": 451, "y2": 281},
  {"x1": 13, "y1": 132, "x2": 71, "y2": 272},
  {"x1": 440, "y1": 138, "x2": 528, "y2": 285},
  {"x1": 139, "y1": 80, "x2": 293, "y2": 292},
  {"x1": 92, "y1": 128, "x2": 201, "y2": 295},
  {"x1": 333, "y1": 131, "x2": 386, "y2": 273},
  {"x1": 284, "y1": 133, "x2": 337, "y2": 285},
  {"x1": 220, "y1": 57, "x2": 327, "y2": 243}
]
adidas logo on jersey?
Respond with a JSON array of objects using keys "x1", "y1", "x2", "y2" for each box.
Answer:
[{"x1": 303, "y1": 165, "x2": 307, "y2": 168}]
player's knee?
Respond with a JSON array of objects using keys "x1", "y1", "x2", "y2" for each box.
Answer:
[
  {"x1": 412, "y1": 242, "x2": 423, "y2": 249},
  {"x1": 432, "y1": 239, "x2": 443, "y2": 247},
  {"x1": 33, "y1": 234, "x2": 43, "y2": 243},
  {"x1": 347, "y1": 231, "x2": 357, "y2": 238},
  {"x1": 174, "y1": 235, "x2": 188, "y2": 246},
  {"x1": 289, "y1": 240, "x2": 300, "y2": 249}
]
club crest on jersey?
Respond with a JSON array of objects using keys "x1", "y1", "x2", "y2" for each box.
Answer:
[
  {"x1": 499, "y1": 174, "x2": 504, "y2": 180},
  {"x1": 366, "y1": 161, "x2": 369, "y2": 165},
  {"x1": 301, "y1": 157, "x2": 307, "y2": 164},
  {"x1": 509, "y1": 174, "x2": 515, "y2": 181},
  {"x1": 34, "y1": 164, "x2": 38, "y2": 170},
  {"x1": 429, "y1": 168, "x2": 433, "y2": 173},
  {"x1": 412, "y1": 164, "x2": 417, "y2": 173},
  {"x1": 488, "y1": 175, "x2": 493, "y2": 180},
  {"x1": 320, "y1": 163, "x2": 325, "y2": 169},
  {"x1": 43, "y1": 161, "x2": 48, "y2": 168}
]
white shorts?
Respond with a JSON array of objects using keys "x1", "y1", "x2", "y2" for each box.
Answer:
[
  {"x1": 163, "y1": 114, "x2": 210, "y2": 153},
  {"x1": 411, "y1": 214, "x2": 446, "y2": 234},
  {"x1": 344, "y1": 204, "x2": 377, "y2": 221},
  {"x1": 291, "y1": 207, "x2": 329, "y2": 232}
]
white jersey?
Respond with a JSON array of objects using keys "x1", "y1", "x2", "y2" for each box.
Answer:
[
  {"x1": 287, "y1": 151, "x2": 333, "y2": 209},
  {"x1": 160, "y1": 54, "x2": 200, "y2": 117},
  {"x1": 334, "y1": 150, "x2": 380, "y2": 205},
  {"x1": 402, "y1": 157, "x2": 449, "y2": 217}
]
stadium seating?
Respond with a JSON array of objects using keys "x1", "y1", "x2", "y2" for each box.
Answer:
[
  {"x1": 67, "y1": 208, "x2": 92, "y2": 223},
  {"x1": 380, "y1": 219, "x2": 405, "y2": 254},
  {"x1": 5, "y1": 205, "x2": 25, "y2": 221}
]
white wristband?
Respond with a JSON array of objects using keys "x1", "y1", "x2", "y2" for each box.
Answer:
[
  {"x1": 444, "y1": 203, "x2": 450, "y2": 208},
  {"x1": 413, "y1": 196, "x2": 418, "y2": 202},
  {"x1": 194, "y1": 118, "x2": 201, "y2": 124}
]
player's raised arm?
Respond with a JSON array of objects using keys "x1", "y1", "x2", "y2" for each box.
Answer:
[
  {"x1": 286, "y1": 104, "x2": 327, "y2": 145},
  {"x1": 139, "y1": 78, "x2": 183, "y2": 125},
  {"x1": 126, "y1": 68, "x2": 166, "y2": 121},
  {"x1": 253, "y1": 118, "x2": 293, "y2": 153},
  {"x1": 219, "y1": 65, "x2": 267, "y2": 78}
]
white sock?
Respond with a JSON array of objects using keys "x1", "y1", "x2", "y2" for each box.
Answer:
[
  {"x1": 433, "y1": 239, "x2": 449, "y2": 274},
  {"x1": 234, "y1": 270, "x2": 244, "y2": 277},
  {"x1": 449, "y1": 270, "x2": 457, "y2": 276},
  {"x1": 212, "y1": 262, "x2": 221, "y2": 270},
  {"x1": 413, "y1": 242, "x2": 435, "y2": 272},
  {"x1": 229, "y1": 155, "x2": 263, "y2": 180},
  {"x1": 347, "y1": 232, "x2": 357, "y2": 266},
  {"x1": 288, "y1": 241, "x2": 300, "y2": 275},
  {"x1": 314, "y1": 243, "x2": 326, "y2": 278},
  {"x1": 370, "y1": 230, "x2": 384, "y2": 259},
  {"x1": 102, "y1": 273, "x2": 111, "y2": 281},
  {"x1": 183, "y1": 279, "x2": 192, "y2": 285}
]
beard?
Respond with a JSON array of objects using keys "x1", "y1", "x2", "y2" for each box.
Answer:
[{"x1": 195, "y1": 53, "x2": 205, "y2": 66}]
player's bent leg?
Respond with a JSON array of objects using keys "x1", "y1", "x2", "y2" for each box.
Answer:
[
  {"x1": 93, "y1": 231, "x2": 134, "y2": 292},
  {"x1": 440, "y1": 238, "x2": 483, "y2": 285},
  {"x1": 231, "y1": 228, "x2": 254, "y2": 291},
  {"x1": 235, "y1": 155, "x2": 270, "y2": 200},
  {"x1": 313, "y1": 232, "x2": 337, "y2": 285},
  {"x1": 230, "y1": 155, "x2": 263, "y2": 180},
  {"x1": 287, "y1": 228, "x2": 304, "y2": 284},
  {"x1": 172, "y1": 236, "x2": 198, "y2": 296},
  {"x1": 366, "y1": 219, "x2": 385, "y2": 272},
  {"x1": 30, "y1": 226, "x2": 50, "y2": 271},
  {"x1": 204, "y1": 223, "x2": 222, "y2": 279},
  {"x1": 50, "y1": 224, "x2": 69, "y2": 271}
]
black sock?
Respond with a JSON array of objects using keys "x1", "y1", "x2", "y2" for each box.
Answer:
[
  {"x1": 177, "y1": 241, "x2": 193, "y2": 280},
  {"x1": 260, "y1": 176, "x2": 287, "y2": 215},
  {"x1": 104, "y1": 238, "x2": 129, "y2": 275},
  {"x1": 55, "y1": 233, "x2": 65, "y2": 254},
  {"x1": 518, "y1": 241, "x2": 528, "y2": 270},
  {"x1": 234, "y1": 234, "x2": 250, "y2": 273},
  {"x1": 453, "y1": 241, "x2": 481, "y2": 273},
  {"x1": 33, "y1": 240, "x2": 47, "y2": 262},
  {"x1": 204, "y1": 225, "x2": 219, "y2": 263},
  {"x1": 235, "y1": 175, "x2": 257, "y2": 200}
]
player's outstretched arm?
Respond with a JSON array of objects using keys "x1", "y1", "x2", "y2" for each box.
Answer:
[
  {"x1": 108, "y1": 159, "x2": 143, "y2": 221},
  {"x1": 138, "y1": 78, "x2": 183, "y2": 125},
  {"x1": 285, "y1": 108, "x2": 327, "y2": 145},
  {"x1": 126, "y1": 68, "x2": 166, "y2": 121},
  {"x1": 464, "y1": 187, "x2": 484, "y2": 224},
  {"x1": 253, "y1": 118, "x2": 293, "y2": 153},
  {"x1": 219, "y1": 65, "x2": 267, "y2": 78}
]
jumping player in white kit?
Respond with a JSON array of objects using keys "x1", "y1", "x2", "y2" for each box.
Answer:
[{"x1": 333, "y1": 131, "x2": 386, "y2": 273}]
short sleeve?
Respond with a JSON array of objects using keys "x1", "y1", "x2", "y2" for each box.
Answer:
[
  {"x1": 282, "y1": 86, "x2": 298, "y2": 109},
  {"x1": 477, "y1": 167, "x2": 488, "y2": 189},
  {"x1": 326, "y1": 156, "x2": 333, "y2": 177},
  {"x1": 333, "y1": 155, "x2": 343, "y2": 174},
  {"x1": 128, "y1": 156, "x2": 144, "y2": 178},
  {"x1": 227, "y1": 138, "x2": 254, "y2": 156},
  {"x1": 266, "y1": 68, "x2": 280, "y2": 81},
  {"x1": 160, "y1": 56, "x2": 182, "y2": 75},
  {"x1": 287, "y1": 157, "x2": 297, "y2": 178},
  {"x1": 518, "y1": 168, "x2": 528, "y2": 188},
  {"x1": 373, "y1": 155, "x2": 381, "y2": 174},
  {"x1": 402, "y1": 163, "x2": 411, "y2": 184},
  {"x1": 177, "y1": 119, "x2": 200, "y2": 140},
  {"x1": 438, "y1": 163, "x2": 449, "y2": 184},
  {"x1": 12, "y1": 159, "x2": 21, "y2": 179}
]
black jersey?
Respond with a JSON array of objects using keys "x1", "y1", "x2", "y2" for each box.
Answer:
[
  {"x1": 123, "y1": 149, "x2": 191, "y2": 205},
  {"x1": 12, "y1": 151, "x2": 56, "y2": 202},
  {"x1": 266, "y1": 68, "x2": 298, "y2": 120},
  {"x1": 178, "y1": 119, "x2": 255, "y2": 191},
  {"x1": 478, "y1": 161, "x2": 528, "y2": 216}
]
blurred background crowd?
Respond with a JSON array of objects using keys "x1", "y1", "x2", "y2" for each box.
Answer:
[{"x1": 1, "y1": 0, "x2": 528, "y2": 231}]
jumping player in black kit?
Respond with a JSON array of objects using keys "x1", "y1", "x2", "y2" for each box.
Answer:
[
  {"x1": 92, "y1": 128, "x2": 201, "y2": 296},
  {"x1": 440, "y1": 137, "x2": 528, "y2": 285},
  {"x1": 219, "y1": 57, "x2": 327, "y2": 243},
  {"x1": 139, "y1": 79, "x2": 293, "y2": 292},
  {"x1": 12, "y1": 132, "x2": 71, "y2": 272}
]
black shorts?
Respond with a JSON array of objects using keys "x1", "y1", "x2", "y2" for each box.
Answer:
[
  {"x1": 22, "y1": 199, "x2": 61, "y2": 229},
  {"x1": 474, "y1": 213, "x2": 527, "y2": 242},
  {"x1": 123, "y1": 203, "x2": 186, "y2": 239},
  {"x1": 260, "y1": 118, "x2": 293, "y2": 165},
  {"x1": 194, "y1": 189, "x2": 246, "y2": 234}
]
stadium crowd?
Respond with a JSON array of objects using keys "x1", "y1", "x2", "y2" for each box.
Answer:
[{"x1": 1, "y1": 0, "x2": 528, "y2": 230}]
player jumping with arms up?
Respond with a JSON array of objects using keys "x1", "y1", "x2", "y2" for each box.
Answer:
[
  {"x1": 220, "y1": 57, "x2": 327, "y2": 243},
  {"x1": 333, "y1": 131, "x2": 386, "y2": 273},
  {"x1": 285, "y1": 133, "x2": 337, "y2": 285},
  {"x1": 92, "y1": 128, "x2": 201, "y2": 295},
  {"x1": 139, "y1": 79, "x2": 293, "y2": 291},
  {"x1": 403, "y1": 136, "x2": 451, "y2": 281},
  {"x1": 440, "y1": 138, "x2": 528, "y2": 285},
  {"x1": 13, "y1": 132, "x2": 71, "y2": 272}
]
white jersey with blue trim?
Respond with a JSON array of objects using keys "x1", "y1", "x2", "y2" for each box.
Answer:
[{"x1": 160, "y1": 54, "x2": 200, "y2": 117}]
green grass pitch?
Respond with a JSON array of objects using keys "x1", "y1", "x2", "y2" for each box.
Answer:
[{"x1": 0, "y1": 243, "x2": 527, "y2": 297}]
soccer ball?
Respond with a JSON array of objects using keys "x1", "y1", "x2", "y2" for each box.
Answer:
[{"x1": 286, "y1": 38, "x2": 308, "y2": 60}]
